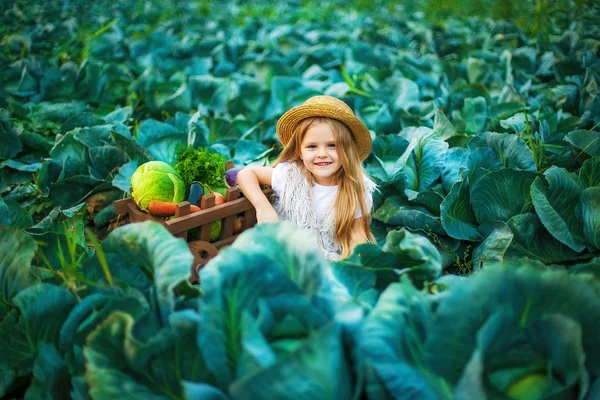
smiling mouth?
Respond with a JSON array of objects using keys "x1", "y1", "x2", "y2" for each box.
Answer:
[{"x1": 314, "y1": 162, "x2": 332, "y2": 166}]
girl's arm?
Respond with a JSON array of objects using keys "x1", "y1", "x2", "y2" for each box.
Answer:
[{"x1": 237, "y1": 167, "x2": 279, "y2": 223}]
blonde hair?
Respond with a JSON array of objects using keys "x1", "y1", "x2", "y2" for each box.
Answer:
[{"x1": 274, "y1": 117, "x2": 375, "y2": 258}]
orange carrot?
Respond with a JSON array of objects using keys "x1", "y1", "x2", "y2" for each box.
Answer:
[
  {"x1": 148, "y1": 201, "x2": 177, "y2": 215},
  {"x1": 148, "y1": 201, "x2": 201, "y2": 216}
]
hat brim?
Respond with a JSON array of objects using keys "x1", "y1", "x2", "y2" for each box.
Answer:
[{"x1": 276, "y1": 103, "x2": 372, "y2": 161}]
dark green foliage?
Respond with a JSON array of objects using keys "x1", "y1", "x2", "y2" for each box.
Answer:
[
  {"x1": 1, "y1": 202, "x2": 600, "y2": 399},
  {"x1": 1, "y1": 1, "x2": 600, "y2": 396},
  {"x1": 173, "y1": 146, "x2": 227, "y2": 189},
  {"x1": 421, "y1": 0, "x2": 596, "y2": 38}
]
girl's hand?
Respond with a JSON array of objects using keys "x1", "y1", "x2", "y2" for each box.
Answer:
[{"x1": 257, "y1": 205, "x2": 279, "y2": 223}]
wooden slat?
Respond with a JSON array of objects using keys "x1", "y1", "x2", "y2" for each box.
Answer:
[
  {"x1": 128, "y1": 202, "x2": 154, "y2": 223},
  {"x1": 220, "y1": 188, "x2": 240, "y2": 240},
  {"x1": 243, "y1": 208, "x2": 257, "y2": 229},
  {"x1": 175, "y1": 202, "x2": 191, "y2": 240},
  {"x1": 199, "y1": 223, "x2": 212, "y2": 242},
  {"x1": 198, "y1": 194, "x2": 216, "y2": 241},
  {"x1": 220, "y1": 215, "x2": 235, "y2": 240},
  {"x1": 225, "y1": 160, "x2": 235, "y2": 170},
  {"x1": 113, "y1": 198, "x2": 132, "y2": 214},
  {"x1": 200, "y1": 193, "x2": 216, "y2": 209},
  {"x1": 164, "y1": 189, "x2": 272, "y2": 235},
  {"x1": 176, "y1": 201, "x2": 191, "y2": 216},
  {"x1": 225, "y1": 186, "x2": 240, "y2": 201}
]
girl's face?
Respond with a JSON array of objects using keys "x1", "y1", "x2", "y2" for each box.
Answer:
[{"x1": 300, "y1": 122, "x2": 341, "y2": 186}]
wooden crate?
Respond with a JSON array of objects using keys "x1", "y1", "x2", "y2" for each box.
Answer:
[{"x1": 113, "y1": 177, "x2": 272, "y2": 283}]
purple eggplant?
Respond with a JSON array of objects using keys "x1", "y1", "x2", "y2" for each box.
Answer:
[
  {"x1": 188, "y1": 182, "x2": 204, "y2": 206},
  {"x1": 224, "y1": 167, "x2": 241, "y2": 188}
]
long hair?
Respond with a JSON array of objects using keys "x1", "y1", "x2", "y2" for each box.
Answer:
[{"x1": 273, "y1": 117, "x2": 375, "y2": 258}]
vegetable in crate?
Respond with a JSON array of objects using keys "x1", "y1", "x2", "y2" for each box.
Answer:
[
  {"x1": 212, "y1": 191, "x2": 225, "y2": 205},
  {"x1": 233, "y1": 215, "x2": 244, "y2": 234},
  {"x1": 224, "y1": 167, "x2": 241, "y2": 188},
  {"x1": 210, "y1": 220, "x2": 222, "y2": 242},
  {"x1": 173, "y1": 145, "x2": 227, "y2": 189},
  {"x1": 203, "y1": 183, "x2": 227, "y2": 197},
  {"x1": 130, "y1": 161, "x2": 185, "y2": 212},
  {"x1": 188, "y1": 182, "x2": 204, "y2": 206},
  {"x1": 148, "y1": 200, "x2": 201, "y2": 216}
]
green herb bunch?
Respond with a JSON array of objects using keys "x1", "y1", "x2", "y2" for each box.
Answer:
[{"x1": 173, "y1": 145, "x2": 227, "y2": 189}]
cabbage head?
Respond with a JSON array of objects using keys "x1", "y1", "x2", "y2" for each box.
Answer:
[
  {"x1": 131, "y1": 161, "x2": 186, "y2": 211},
  {"x1": 210, "y1": 220, "x2": 222, "y2": 242}
]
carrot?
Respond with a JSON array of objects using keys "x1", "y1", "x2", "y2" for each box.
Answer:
[
  {"x1": 148, "y1": 201, "x2": 177, "y2": 215},
  {"x1": 148, "y1": 201, "x2": 201, "y2": 216}
]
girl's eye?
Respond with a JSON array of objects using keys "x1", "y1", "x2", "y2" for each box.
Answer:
[
  {"x1": 328, "y1": 143, "x2": 336, "y2": 148},
  {"x1": 307, "y1": 145, "x2": 316, "y2": 149}
]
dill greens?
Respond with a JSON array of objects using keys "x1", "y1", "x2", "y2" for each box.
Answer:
[{"x1": 173, "y1": 145, "x2": 227, "y2": 189}]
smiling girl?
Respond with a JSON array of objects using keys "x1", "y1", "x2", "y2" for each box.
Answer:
[{"x1": 237, "y1": 95, "x2": 376, "y2": 260}]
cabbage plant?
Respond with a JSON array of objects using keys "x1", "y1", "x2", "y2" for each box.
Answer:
[
  {"x1": 1, "y1": 208, "x2": 600, "y2": 399},
  {"x1": 360, "y1": 265, "x2": 600, "y2": 399},
  {"x1": 197, "y1": 222, "x2": 361, "y2": 399}
]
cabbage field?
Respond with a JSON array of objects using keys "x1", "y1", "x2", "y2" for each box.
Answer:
[{"x1": 2, "y1": 0, "x2": 600, "y2": 398}]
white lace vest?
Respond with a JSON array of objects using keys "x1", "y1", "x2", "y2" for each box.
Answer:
[{"x1": 272, "y1": 162, "x2": 375, "y2": 261}]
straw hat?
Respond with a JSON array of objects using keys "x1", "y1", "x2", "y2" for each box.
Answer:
[{"x1": 276, "y1": 95, "x2": 372, "y2": 161}]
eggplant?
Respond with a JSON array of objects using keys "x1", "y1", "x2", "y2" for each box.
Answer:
[
  {"x1": 188, "y1": 182, "x2": 204, "y2": 206},
  {"x1": 224, "y1": 167, "x2": 241, "y2": 188}
]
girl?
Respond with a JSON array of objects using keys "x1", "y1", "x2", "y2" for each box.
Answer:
[{"x1": 237, "y1": 95, "x2": 376, "y2": 261}]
